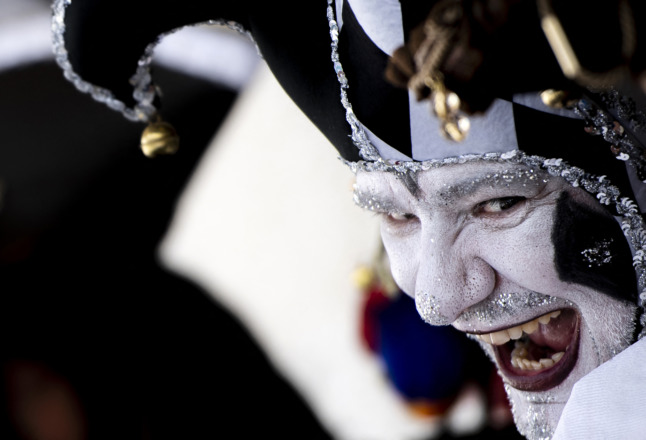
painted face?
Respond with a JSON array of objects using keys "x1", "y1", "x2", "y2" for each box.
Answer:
[{"x1": 354, "y1": 160, "x2": 638, "y2": 439}]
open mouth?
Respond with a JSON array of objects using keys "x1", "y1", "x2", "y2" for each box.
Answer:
[{"x1": 472, "y1": 309, "x2": 579, "y2": 391}]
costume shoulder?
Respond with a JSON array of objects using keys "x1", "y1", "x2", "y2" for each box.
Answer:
[{"x1": 552, "y1": 338, "x2": 646, "y2": 439}]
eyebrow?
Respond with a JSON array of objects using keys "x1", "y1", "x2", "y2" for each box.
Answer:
[
  {"x1": 352, "y1": 188, "x2": 401, "y2": 213},
  {"x1": 437, "y1": 169, "x2": 544, "y2": 203},
  {"x1": 353, "y1": 169, "x2": 546, "y2": 212},
  {"x1": 395, "y1": 171, "x2": 420, "y2": 197},
  {"x1": 352, "y1": 170, "x2": 420, "y2": 213}
]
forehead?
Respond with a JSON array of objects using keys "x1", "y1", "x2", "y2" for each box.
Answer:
[{"x1": 354, "y1": 160, "x2": 551, "y2": 206}]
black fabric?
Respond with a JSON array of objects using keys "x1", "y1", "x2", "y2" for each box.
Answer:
[
  {"x1": 551, "y1": 192, "x2": 638, "y2": 303},
  {"x1": 550, "y1": 0, "x2": 626, "y2": 75},
  {"x1": 399, "y1": 1, "x2": 436, "y2": 44},
  {"x1": 339, "y1": 1, "x2": 413, "y2": 157},
  {"x1": 0, "y1": 60, "x2": 332, "y2": 439},
  {"x1": 513, "y1": 102, "x2": 637, "y2": 209},
  {"x1": 248, "y1": 1, "x2": 360, "y2": 161},
  {"x1": 65, "y1": 0, "x2": 249, "y2": 109}
]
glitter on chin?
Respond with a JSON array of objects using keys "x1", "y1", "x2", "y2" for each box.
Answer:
[
  {"x1": 512, "y1": 391, "x2": 554, "y2": 440},
  {"x1": 495, "y1": 290, "x2": 636, "y2": 440}
]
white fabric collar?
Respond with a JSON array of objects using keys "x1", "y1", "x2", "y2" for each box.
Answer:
[{"x1": 552, "y1": 337, "x2": 646, "y2": 439}]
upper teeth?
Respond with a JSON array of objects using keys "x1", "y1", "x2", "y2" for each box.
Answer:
[{"x1": 475, "y1": 310, "x2": 561, "y2": 346}]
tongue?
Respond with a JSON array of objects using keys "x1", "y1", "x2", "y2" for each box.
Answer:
[{"x1": 527, "y1": 309, "x2": 577, "y2": 352}]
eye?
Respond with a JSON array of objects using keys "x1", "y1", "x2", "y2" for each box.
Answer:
[
  {"x1": 387, "y1": 212, "x2": 417, "y2": 222},
  {"x1": 381, "y1": 211, "x2": 419, "y2": 234},
  {"x1": 475, "y1": 196, "x2": 526, "y2": 215}
]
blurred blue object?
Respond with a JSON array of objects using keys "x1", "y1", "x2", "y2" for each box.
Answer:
[{"x1": 377, "y1": 292, "x2": 471, "y2": 404}]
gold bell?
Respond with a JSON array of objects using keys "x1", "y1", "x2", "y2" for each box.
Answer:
[
  {"x1": 140, "y1": 119, "x2": 179, "y2": 158},
  {"x1": 540, "y1": 89, "x2": 571, "y2": 109}
]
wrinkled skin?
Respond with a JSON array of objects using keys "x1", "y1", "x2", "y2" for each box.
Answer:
[{"x1": 354, "y1": 161, "x2": 637, "y2": 439}]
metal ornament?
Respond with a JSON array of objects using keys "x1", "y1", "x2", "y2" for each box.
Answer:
[
  {"x1": 425, "y1": 75, "x2": 470, "y2": 142},
  {"x1": 140, "y1": 119, "x2": 180, "y2": 158},
  {"x1": 408, "y1": 0, "x2": 470, "y2": 142},
  {"x1": 538, "y1": 0, "x2": 636, "y2": 89},
  {"x1": 540, "y1": 89, "x2": 578, "y2": 109}
]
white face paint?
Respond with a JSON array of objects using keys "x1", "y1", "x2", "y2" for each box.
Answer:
[{"x1": 354, "y1": 161, "x2": 637, "y2": 439}]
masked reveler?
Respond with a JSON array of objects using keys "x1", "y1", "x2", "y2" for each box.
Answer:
[{"x1": 54, "y1": 0, "x2": 646, "y2": 438}]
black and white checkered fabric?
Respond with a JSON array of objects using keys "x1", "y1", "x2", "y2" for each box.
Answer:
[{"x1": 336, "y1": 0, "x2": 519, "y2": 161}]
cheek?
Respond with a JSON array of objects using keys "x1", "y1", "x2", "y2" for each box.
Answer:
[
  {"x1": 469, "y1": 211, "x2": 559, "y2": 292},
  {"x1": 380, "y1": 224, "x2": 418, "y2": 297}
]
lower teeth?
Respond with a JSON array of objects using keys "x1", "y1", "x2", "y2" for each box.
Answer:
[{"x1": 510, "y1": 340, "x2": 565, "y2": 371}]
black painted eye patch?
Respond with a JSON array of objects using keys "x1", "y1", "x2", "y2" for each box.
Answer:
[{"x1": 552, "y1": 191, "x2": 637, "y2": 303}]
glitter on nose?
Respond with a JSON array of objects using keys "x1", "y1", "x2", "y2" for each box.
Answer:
[{"x1": 415, "y1": 291, "x2": 452, "y2": 325}]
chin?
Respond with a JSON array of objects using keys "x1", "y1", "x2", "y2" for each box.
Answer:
[{"x1": 467, "y1": 297, "x2": 636, "y2": 439}]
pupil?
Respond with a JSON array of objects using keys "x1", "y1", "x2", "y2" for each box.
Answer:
[{"x1": 498, "y1": 196, "x2": 523, "y2": 210}]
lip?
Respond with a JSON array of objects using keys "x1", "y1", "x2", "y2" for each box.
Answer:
[{"x1": 472, "y1": 309, "x2": 580, "y2": 392}]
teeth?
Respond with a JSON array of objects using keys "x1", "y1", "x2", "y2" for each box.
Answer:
[
  {"x1": 521, "y1": 319, "x2": 539, "y2": 334},
  {"x1": 538, "y1": 314, "x2": 551, "y2": 325},
  {"x1": 489, "y1": 331, "x2": 510, "y2": 345},
  {"x1": 510, "y1": 340, "x2": 566, "y2": 372},
  {"x1": 475, "y1": 310, "x2": 561, "y2": 346},
  {"x1": 473, "y1": 310, "x2": 568, "y2": 373},
  {"x1": 540, "y1": 358, "x2": 555, "y2": 368},
  {"x1": 508, "y1": 326, "x2": 523, "y2": 340}
]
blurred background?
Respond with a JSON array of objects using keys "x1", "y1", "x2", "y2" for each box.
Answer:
[{"x1": 0, "y1": 0, "x2": 521, "y2": 438}]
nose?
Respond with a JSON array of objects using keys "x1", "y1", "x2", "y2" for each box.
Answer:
[{"x1": 413, "y1": 226, "x2": 496, "y2": 326}]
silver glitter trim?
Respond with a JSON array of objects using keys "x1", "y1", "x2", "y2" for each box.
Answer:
[
  {"x1": 52, "y1": 0, "x2": 254, "y2": 122},
  {"x1": 601, "y1": 89, "x2": 646, "y2": 132},
  {"x1": 327, "y1": 0, "x2": 384, "y2": 162},
  {"x1": 574, "y1": 95, "x2": 646, "y2": 182}
]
